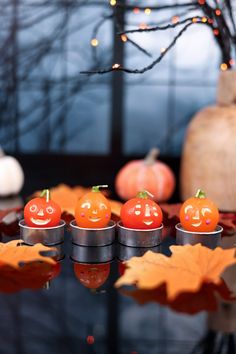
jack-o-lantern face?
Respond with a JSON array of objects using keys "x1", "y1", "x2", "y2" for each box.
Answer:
[
  {"x1": 74, "y1": 263, "x2": 110, "y2": 289},
  {"x1": 180, "y1": 190, "x2": 219, "y2": 232},
  {"x1": 120, "y1": 192, "x2": 163, "y2": 229},
  {"x1": 24, "y1": 191, "x2": 61, "y2": 228},
  {"x1": 75, "y1": 186, "x2": 111, "y2": 228}
]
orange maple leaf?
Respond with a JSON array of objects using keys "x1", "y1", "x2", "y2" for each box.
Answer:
[
  {"x1": 34, "y1": 184, "x2": 122, "y2": 218},
  {"x1": 115, "y1": 244, "x2": 236, "y2": 314},
  {"x1": 0, "y1": 240, "x2": 57, "y2": 293}
]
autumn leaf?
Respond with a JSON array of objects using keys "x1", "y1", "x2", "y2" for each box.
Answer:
[
  {"x1": 0, "y1": 240, "x2": 57, "y2": 293},
  {"x1": 116, "y1": 244, "x2": 236, "y2": 314}
]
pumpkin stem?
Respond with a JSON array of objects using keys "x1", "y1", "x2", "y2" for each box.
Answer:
[
  {"x1": 92, "y1": 185, "x2": 108, "y2": 192},
  {"x1": 145, "y1": 148, "x2": 160, "y2": 165},
  {"x1": 136, "y1": 190, "x2": 154, "y2": 199},
  {"x1": 40, "y1": 189, "x2": 50, "y2": 202},
  {"x1": 195, "y1": 189, "x2": 206, "y2": 199}
]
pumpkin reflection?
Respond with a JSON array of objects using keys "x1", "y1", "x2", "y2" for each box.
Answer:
[{"x1": 73, "y1": 263, "x2": 110, "y2": 289}]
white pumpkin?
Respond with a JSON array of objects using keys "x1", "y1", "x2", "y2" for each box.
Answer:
[{"x1": 0, "y1": 148, "x2": 24, "y2": 197}]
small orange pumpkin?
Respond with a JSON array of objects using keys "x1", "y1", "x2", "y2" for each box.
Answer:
[{"x1": 115, "y1": 148, "x2": 175, "y2": 202}]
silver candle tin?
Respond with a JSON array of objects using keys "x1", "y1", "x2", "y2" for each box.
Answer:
[
  {"x1": 175, "y1": 223, "x2": 223, "y2": 249},
  {"x1": 19, "y1": 219, "x2": 65, "y2": 246},
  {"x1": 118, "y1": 243, "x2": 161, "y2": 261},
  {"x1": 117, "y1": 221, "x2": 163, "y2": 247},
  {"x1": 70, "y1": 220, "x2": 116, "y2": 246},
  {"x1": 71, "y1": 243, "x2": 115, "y2": 263}
]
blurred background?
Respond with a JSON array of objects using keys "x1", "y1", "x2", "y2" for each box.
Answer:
[{"x1": 0, "y1": 0, "x2": 223, "y2": 158}]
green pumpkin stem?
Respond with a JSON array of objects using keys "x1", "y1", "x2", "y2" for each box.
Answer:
[
  {"x1": 195, "y1": 189, "x2": 206, "y2": 199},
  {"x1": 40, "y1": 189, "x2": 50, "y2": 203},
  {"x1": 92, "y1": 185, "x2": 108, "y2": 193},
  {"x1": 145, "y1": 148, "x2": 160, "y2": 165},
  {"x1": 136, "y1": 190, "x2": 154, "y2": 199}
]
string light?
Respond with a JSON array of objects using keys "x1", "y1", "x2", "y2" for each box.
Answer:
[
  {"x1": 144, "y1": 8, "x2": 151, "y2": 15},
  {"x1": 90, "y1": 38, "x2": 99, "y2": 47},
  {"x1": 112, "y1": 63, "x2": 120, "y2": 69},
  {"x1": 229, "y1": 59, "x2": 235, "y2": 66},
  {"x1": 82, "y1": 0, "x2": 234, "y2": 75},
  {"x1": 133, "y1": 7, "x2": 140, "y2": 14},
  {"x1": 121, "y1": 34, "x2": 127, "y2": 42},
  {"x1": 172, "y1": 16, "x2": 179, "y2": 24},
  {"x1": 220, "y1": 63, "x2": 228, "y2": 71},
  {"x1": 109, "y1": 0, "x2": 116, "y2": 6}
]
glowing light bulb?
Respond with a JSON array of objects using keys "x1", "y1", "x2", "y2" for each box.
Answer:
[
  {"x1": 160, "y1": 47, "x2": 166, "y2": 54},
  {"x1": 229, "y1": 59, "x2": 235, "y2": 66},
  {"x1": 139, "y1": 23, "x2": 148, "y2": 29},
  {"x1": 172, "y1": 16, "x2": 179, "y2": 24},
  {"x1": 121, "y1": 34, "x2": 127, "y2": 42},
  {"x1": 213, "y1": 28, "x2": 219, "y2": 36},
  {"x1": 144, "y1": 8, "x2": 151, "y2": 15},
  {"x1": 110, "y1": 0, "x2": 116, "y2": 6},
  {"x1": 90, "y1": 38, "x2": 99, "y2": 47},
  {"x1": 215, "y1": 9, "x2": 221, "y2": 16},
  {"x1": 220, "y1": 63, "x2": 228, "y2": 71},
  {"x1": 192, "y1": 18, "x2": 198, "y2": 23},
  {"x1": 133, "y1": 7, "x2": 140, "y2": 14},
  {"x1": 201, "y1": 17, "x2": 207, "y2": 23},
  {"x1": 112, "y1": 63, "x2": 120, "y2": 69},
  {"x1": 198, "y1": 0, "x2": 205, "y2": 4}
]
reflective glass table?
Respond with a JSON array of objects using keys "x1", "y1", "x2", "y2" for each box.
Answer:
[{"x1": 1, "y1": 226, "x2": 235, "y2": 354}]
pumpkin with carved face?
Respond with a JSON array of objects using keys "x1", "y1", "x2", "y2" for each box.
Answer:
[
  {"x1": 120, "y1": 191, "x2": 163, "y2": 229},
  {"x1": 75, "y1": 185, "x2": 111, "y2": 228},
  {"x1": 180, "y1": 189, "x2": 219, "y2": 232},
  {"x1": 24, "y1": 189, "x2": 61, "y2": 228},
  {"x1": 74, "y1": 263, "x2": 110, "y2": 289}
]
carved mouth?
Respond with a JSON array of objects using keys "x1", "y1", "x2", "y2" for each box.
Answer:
[
  {"x1": 191, "y1": 221, "x2": 202, "y2": 227},
  {"x1": 143, "y1": 220, "x2": 153, "y2": 226},
  {"x1": 89, "y1": 217, "x2": 101, "y2": 222},
  {"x1": 31, "y1": 218, "x2": 51, "y2": 226}
]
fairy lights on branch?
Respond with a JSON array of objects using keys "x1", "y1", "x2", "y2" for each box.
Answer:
[{"x1": 83, "y1": 0, "x2": 236, "y2": 75}]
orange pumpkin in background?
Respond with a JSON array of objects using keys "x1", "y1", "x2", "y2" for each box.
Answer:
[{"x1": 115, "y1": 148, "x2": 175, "y2": 202}]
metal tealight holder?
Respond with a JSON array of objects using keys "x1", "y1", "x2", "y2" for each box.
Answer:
[
  {"x1": 19, "y1": 219, "x2": 65, "y2": 260},
  {"x1": 117, "y1": 221, "x2": 163, "y2": 247},
  {"x1": 175, "y1": 223, "x2": 223, "y2": 249},
  {"x1": 70, "y1": 220, "x2": 116, "y2": 247}
]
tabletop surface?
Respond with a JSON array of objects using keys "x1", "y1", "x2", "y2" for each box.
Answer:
[{"x1": 0, "y1": 230, "x2": 210, "y2": 354}]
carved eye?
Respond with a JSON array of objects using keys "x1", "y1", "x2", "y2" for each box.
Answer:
[
  {"x1": 100, "y1": 203, "x2": 107, "y2": 210},
  {"x1": 135, "y1": 210, "x2": 141, "y2": 215},
  {"x1": 81, "y1": 202, "x2": 91, "y2": 209},
  {"x1": 135, "y1": 204, "x2": 141, "y2": 209},
  {"x1": 184, "y1": 205, "x2": 193, "y2": 213},
  {"x1": 30, "y1": 205, "x2": 37, "y2": 212},
  {"x1": 46, "y1": 206, "x2": 54, "y2": 214},
  {"x1": 154, "y1": 212, "x2": 158, "y2": 217},
  {"x1": 201, "y1": 207, "x2": 212, "y2": 216}
]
